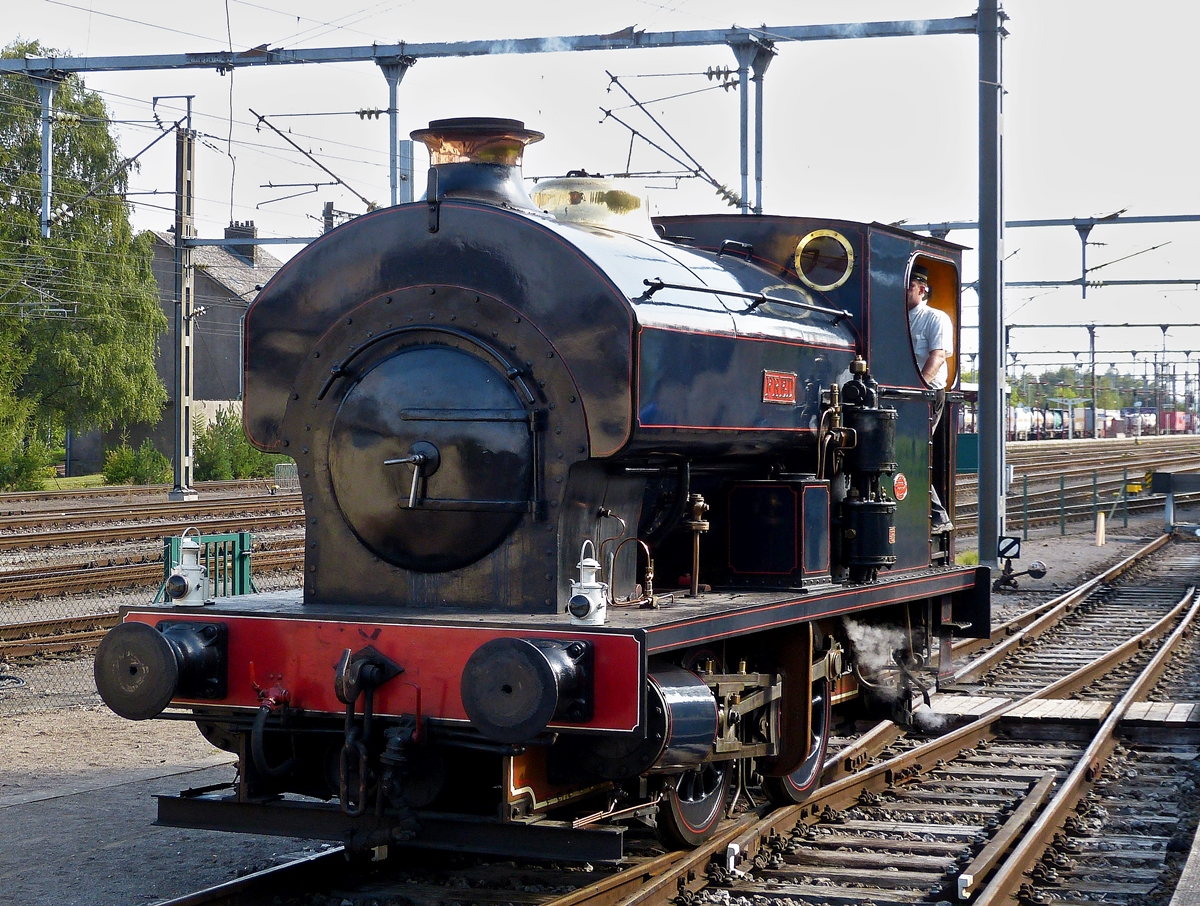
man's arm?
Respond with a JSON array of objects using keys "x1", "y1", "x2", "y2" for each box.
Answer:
[{"x1": 921, "y1": 349, "x2": 947, "y2": 385}]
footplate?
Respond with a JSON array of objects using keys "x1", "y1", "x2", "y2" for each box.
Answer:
[{"x1": 155, "y1": 787, "x2": 625, "y2": 863}]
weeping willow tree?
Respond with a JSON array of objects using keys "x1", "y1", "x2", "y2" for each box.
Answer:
[{"x1": 0, "y1": 39, "x2": 166, "y2": 487}]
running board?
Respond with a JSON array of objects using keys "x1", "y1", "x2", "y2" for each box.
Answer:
[{"x1": 156, "y1": 788, "x2": 625, "y2": 864}]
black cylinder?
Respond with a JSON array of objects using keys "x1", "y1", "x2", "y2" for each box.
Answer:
[
  {"x1": 842, "y1": 407, "x2": 898, "y2": 475},
  {"x1": 429, "y1": 161, "x2": 540, "y2": 210},
  {"x1": 460, "y1": 638, "x2": 591, "y2": 743},
  {"x1": 93, "y1": 621, "x2": 227, "y2": 720},
  {"x1": 646, "y1": 665, "x2": 719, "y2": 772},
  {"x1": 842, "y1": 499, "x2": 897, "y2": 568},
  {"x1": 575, "y1": 665, "x2": 718, "y2": 780}
]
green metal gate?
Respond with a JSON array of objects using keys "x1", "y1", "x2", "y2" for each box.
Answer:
[{"x1": 154, "y1": 531, "x2": 258, "y2": 603}]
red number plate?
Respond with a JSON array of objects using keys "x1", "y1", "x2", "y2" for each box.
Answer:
[{"x1": 762, "y1": 370, "x2": 797, "y2": 404}]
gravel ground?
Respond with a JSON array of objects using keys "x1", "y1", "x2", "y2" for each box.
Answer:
[
  {"x1": 959, "y1": 506, "x2": 1181, "y2": 622},
  {"x1": 0, "y1": 508, "x2": 1185, "y2": 906}
]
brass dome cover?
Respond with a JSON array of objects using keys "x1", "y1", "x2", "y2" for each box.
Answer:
[{"x1": 411, "y1": 117, "x2": 544, "y2": 166}]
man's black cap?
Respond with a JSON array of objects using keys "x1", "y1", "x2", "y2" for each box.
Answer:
[{"x1": 911, "y1": 264, "x2": 930, "y2": 285}]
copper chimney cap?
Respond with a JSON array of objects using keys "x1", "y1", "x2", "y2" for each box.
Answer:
[{"x1": 411, "y1": 117, "x2": 545, "y2": 167}]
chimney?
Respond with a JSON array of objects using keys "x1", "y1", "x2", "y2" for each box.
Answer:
[
  {"x1": 224, "y1": 220, "x2": 258, "y2": 266},
  {"x1": 410, "y1": 117, "x2": 544, "y2": 211}
]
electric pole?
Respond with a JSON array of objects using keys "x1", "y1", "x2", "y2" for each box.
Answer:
[
  {"x1": 170, "y1": 100, "x2": 197, "y2": 501},
  {"x1": 977, "y1": 0, "x2": 1007, "y2": 569}
]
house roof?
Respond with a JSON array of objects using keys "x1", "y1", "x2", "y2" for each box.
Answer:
[{"x1": 150, "y1": 230, "x2": 283, "y2": 299}]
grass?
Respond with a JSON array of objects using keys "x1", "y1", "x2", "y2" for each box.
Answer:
[
  {"x1": 956, "y1": 549, "x2": 980, "y2": 566},
  {"x1": 44, "y1": 472, "x2": 107, "y2": 490}
]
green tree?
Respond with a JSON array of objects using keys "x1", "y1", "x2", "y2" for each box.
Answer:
[
  {"x1": 102, "y1": 437, "x2": 171, "y2": 485},
  {"x1": 194, "y1": 407, "x2": 291, "y2": 481},
  {"x1": 0, "y1": 39, "x2": 167, "y2": 470}
]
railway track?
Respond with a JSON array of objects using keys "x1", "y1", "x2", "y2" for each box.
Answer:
[
  {"x1": 1003, "y1": 433, "x2": 1200, "y2": 462},
  {"x1": 955, "y1": 482, "x2": 1194, "y2": 536},
  {"x1": 0, "y1": 492, "x2": 301, "y2": 534},
  {"x1": 150, "y1": 535, "x2": 1200, "y2": 906},
  {"x1": 957, "y1": 453, "x2": 1200, "y2": 509},
  {"x1": 975, "y1": 442, "x2": 1195, "y2": 481},
  {"x1": 651, "y1": 541, "x2": 1200, "y2": 906},
  {"x1": 0, "y1": 435, "x2": 1182, "y2": 549},
  {"x1": 0, "y1": 612, "x2": 117, "y2": 657},
  {"x1": 0, "y1": 542, "x2": 303, "y2": 602},
  {"x1": 952, "y1": 436, "x2": 1200, "y2": 536},
  {"x1": 0, "y1": 477, "x2": 281, "y2": 510},
  {"x1": 960, "y1": 492, "x2": 1195, "y2": 536},
  {"x1": 0, "y1": 488, "x2": 302, "y2": 558},
  {"x1": 0, "y1": 511, "x2": 303, "y2": 551},
  {"x1": 0, "y1": 546, "x2": 303, "y2": 657}
]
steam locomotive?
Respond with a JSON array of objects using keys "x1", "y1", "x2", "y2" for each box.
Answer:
[{"x1": 94, "y1": 117, "x2": 989, "y2": 862}]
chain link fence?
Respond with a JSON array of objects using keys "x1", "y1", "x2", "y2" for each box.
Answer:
[
  {"x1": 0, "y1": 535, "x2": 302, "y2": 716},
  {"x1": 274, "y1": 461, "x2": 300, "y2": 492}
]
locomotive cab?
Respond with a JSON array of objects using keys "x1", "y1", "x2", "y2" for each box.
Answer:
[{"x1": 94, "y1": 117, "x2": 990, "y2": 861}]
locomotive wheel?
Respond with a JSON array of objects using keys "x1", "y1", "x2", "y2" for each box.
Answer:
[
  {"x1": 658, "y1": 761, "x2": 731, "y2": 848},
  {"x1": 763, "y1": 678, "x2": 831, "y2": 806}
]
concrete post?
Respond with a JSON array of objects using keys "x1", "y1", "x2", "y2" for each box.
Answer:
[
  {"x1": 34, "y1": 76, "x2": 59, "y2": 239},
  {"x1": 399, "y1": 139, "x2": 415, "y2": 204},
  {"x1": 751, "y1": 43, "x2": 775, "y2": 215},
  {"x1": 171, "y1": 126, "x2": 198, "y2": 501},
  {"x1": 730, "y1": 40, "x2": 758, "y2": 215},
  {"x1": 379, "y1": 59, "x2": 413, "y2": 207}
]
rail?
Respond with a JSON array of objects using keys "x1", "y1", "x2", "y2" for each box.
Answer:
[
  {"x1": 973, "y1": 587, "x2": 1200, "y2": 903},
  {"x1": 140, "y1": 535, "x2": 1193, "y2": 905},
  {"x1": 540, "y1": 536, "x2": 1195, "y2": 906}
]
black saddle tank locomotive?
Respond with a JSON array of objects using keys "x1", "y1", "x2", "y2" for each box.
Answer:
[{"x1": 94, "y1": 117, "x2": 989, "y2": 861}]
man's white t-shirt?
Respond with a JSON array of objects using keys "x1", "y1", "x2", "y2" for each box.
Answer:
[{"x1": 908, "y1": 302, "x2": 953, "y2": 390}]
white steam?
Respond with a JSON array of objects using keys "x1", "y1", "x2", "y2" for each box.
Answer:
[
  {"x1": 843, "y1": 619, "x2": 910, "y2": 702},
  {"x1": 912, "y1": 705, "x2": 949, "y2": 731},
  {"x1": 842, "y1": 619, "x2": 907, "y2": 674}
]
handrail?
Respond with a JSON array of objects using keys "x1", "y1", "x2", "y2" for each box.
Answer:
[{"x1": 641, "y1": 278, "x2": 854, "y2": 324}]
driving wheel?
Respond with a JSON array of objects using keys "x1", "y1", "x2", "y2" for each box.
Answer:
[
  {"x1": 763, "y1": 677, "x2": 831, "y2": 805},
  {"x1": 658, "y1": 760, "x2": 732, "y2": 847}
]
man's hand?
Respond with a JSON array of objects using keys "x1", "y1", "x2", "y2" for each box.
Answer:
[{"x1": 921, "y1": 349, "x2": 947, "y2": 384}]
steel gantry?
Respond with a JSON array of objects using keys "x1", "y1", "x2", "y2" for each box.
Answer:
[
  {"x1": 0, "y1": 12, "x2": 1008, "y2": 564},
  {"x1": 908, "y1": 212, "x2": 1200, "y2": 296},
  {"x1": 1, "y1": 17, "x2": 985, "y2": 228}
]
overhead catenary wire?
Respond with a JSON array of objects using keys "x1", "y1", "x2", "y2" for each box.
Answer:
[
  {"x1": 600, "y1": 70, "x2": 741, "y2": 207},
  {"x1": 239, "y1": 0, "x2": 407, "y2": 47},
  {"x1": 597, "y1": 106, "x2": 740, "y2": 207},
  {"x1": 1, "y1": 77, "x2": 393, "y2": 227},
  {"x1": 0, "y1": 103, "x2": 385, "y2": 245},
  {"x1": 614, "y1": 67, "x2": 737, "y2": 79},
  {"x1": 0, "y1": 252, "x2": 277, "y2": 321},
  {"x1": 1, "y1": 121, "x2": 389, "y2": 217},
  {"x1": 27, "y1": 82, "x2": 392, "y2": 167},
  {"x1": 608, "y1": 81, "x2": 738, "y2": 111},
  {"x1": 1086, "y1": 242, "x2": 1171, "y2": 274},
  {"x1": 3, "y1": 38, "x2": 357, "y2": 332},
  {"x1": 43, "y1": 0, "x2": 232, "y2": 44},
  {"x1": 606, "y1": 70, "x2": 712, "y2": 180},
  {"x1": 98, "y1": 109, "x2": 393, "y2": 169},
  {"x1": 256, "y1": 109, "x2": 387, "y2": 118},
  {"x1": 249, "y1": 108, "x2": 377, "y2": 211},
  {"x1": 48, "y1": 116, "x2": 186, "y2": 224}
]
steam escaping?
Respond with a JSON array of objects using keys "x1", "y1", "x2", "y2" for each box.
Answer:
[
  {"x1": 912, "y1": 704, "x2": 949, "y2": 731},
  {"x1": 842, "y1": 619, "x2": 907, "y2": 674}
]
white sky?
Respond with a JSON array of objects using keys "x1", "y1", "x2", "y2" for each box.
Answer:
[{"x1": 6, "y1": 0, "x2": 1200, "y2": 378}]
